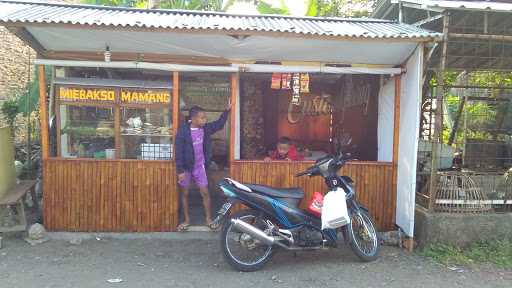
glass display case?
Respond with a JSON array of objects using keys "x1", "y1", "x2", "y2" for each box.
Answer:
[
  {"x1": 120, "y1": 107, "x2": 172, "y2": 159},
  {"x1": 59, "y1": 105, "x2": 115, "y2": 159},
  {"x1": 55, "y1": 80, "x2": 173, "y2": 160}
]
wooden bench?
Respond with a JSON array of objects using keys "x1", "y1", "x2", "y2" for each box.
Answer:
[{"x1": 0, "y1": 180, "x2": 38, "y2": 233}]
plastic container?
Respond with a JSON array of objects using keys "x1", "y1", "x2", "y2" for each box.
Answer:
[
  {"x1": 105, "y1": 149, "x2": 116, "y2": 159},
  {"x1": 307, "y1": 191, "x2": 324, "y2": 217}
]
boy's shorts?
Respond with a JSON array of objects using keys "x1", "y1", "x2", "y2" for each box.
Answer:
[{"x1": 178, "y1": 165, "x2": 208, "y2": 189}]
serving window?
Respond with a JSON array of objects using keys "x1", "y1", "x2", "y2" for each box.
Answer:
[
  {"x1": 239, "y1": 73, "x2": 380, "y2": 162},
  {"x1": 54, "y1": 74, "x2": 174, "y2": 160}
]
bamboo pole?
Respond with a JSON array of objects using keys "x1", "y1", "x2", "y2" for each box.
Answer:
[
  {"x1": 172, "y1": 71, "x2": 179, "y2": 157},
  {"x1": 38, "y1": 65, "x2": 49, "y2": 160},
  {"x1": 448, "y1": 33, "x2": 512, "y2": 42},
  {"x1": 392, "y1": 76, "x2": 401, "y2": 215},
  {"x1": 428, "y1": 13, "x2": 450, "y2": 211}
]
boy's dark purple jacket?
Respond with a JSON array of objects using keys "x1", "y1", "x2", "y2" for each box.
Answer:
[{"x1": 175, "y1": 110, "x2": 229, "y2": 174}]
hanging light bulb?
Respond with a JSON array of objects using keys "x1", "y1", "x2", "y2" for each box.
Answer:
[{"x1": 104, "y1": 45, "x2": 111, "y2": 62}]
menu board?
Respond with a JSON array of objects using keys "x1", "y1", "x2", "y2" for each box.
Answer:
[{"x1": 181, "y1": 80, "x2": 230, "y2": 110}]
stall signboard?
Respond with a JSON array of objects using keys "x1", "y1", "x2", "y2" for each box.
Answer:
[
  {"x1": 58, "y1": 86, "x2": 116, "y2": 103},
  {"x1": 120, "y1": 88, "x2": 171, "y2": 105},
  {"x1": 57, "y1": 85, "x2": 171, "y2": 105}
]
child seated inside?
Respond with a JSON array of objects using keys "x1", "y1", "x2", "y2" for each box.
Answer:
[{"x1": 264, "y1": 137, "x2": 304, "y2": 162}]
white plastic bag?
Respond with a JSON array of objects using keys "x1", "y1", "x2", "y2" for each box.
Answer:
[{"x1": 321, "y1": 188, "x2": 350, "y2": 230}]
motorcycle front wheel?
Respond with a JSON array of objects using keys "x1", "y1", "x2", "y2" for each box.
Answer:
[
  {"x1": 220, "y1": 209, "x2": 274, "y2": 272},
  {"x1": 345, "y1": 210, "x2": 380, "y2": 262}
]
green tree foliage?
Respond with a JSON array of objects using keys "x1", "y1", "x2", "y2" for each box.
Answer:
[
  {"x1": 1, "y1": 98, "x2": 19, "y2": 131},
  {"x1": 81, "y1": 0, "x2": 143, "y2": 7},
  {"x1": 81, "y1": 0, "x2": 376, "y2": 17},
  {"x1": 81, "y1": 0, "x2": 233, "y2": 10},
  {"x1": 256, "y1": 0, "x2": 290, "y2": 15},
  {"x1": 306, "y1": 0, "x2": 374, "y2": 17},
  {"x1": 438, "y1": 71, "x2": 512, "y2": 145}
]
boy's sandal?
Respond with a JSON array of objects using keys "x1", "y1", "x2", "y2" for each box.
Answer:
[{"x1": 177, "y1": 223, "x2": 190, "y2": 232}]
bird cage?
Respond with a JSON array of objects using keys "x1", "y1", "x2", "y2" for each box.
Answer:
[{"x1": 434, "y1": 172, "x2": 492, "y2": 213}]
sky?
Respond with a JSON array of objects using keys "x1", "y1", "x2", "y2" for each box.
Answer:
[{"x1": 226, "y1": 0, "x2": 307, "y2": 16}]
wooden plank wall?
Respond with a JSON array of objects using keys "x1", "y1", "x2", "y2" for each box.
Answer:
[
  {"x1": 230, "y1": 161, "x2": 395, "y2": 231},
  {"x1": 43, "y1": 159, "x2": 178, "y2": 232}
]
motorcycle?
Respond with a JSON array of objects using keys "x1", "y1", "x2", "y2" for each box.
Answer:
[{"x1": 212, "y1": 140, "x2": 381, "y2": 271}]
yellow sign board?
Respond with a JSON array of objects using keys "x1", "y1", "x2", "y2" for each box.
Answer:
[
  {"x1": 58, "y1": 87, "x2": 115, "y2": 102},
  {"x1": 57, "y1": 86, "x2": 171, "y2": 104},
  {"x1": 120, "y1": 89, "x2": 170, "y2": 104}
]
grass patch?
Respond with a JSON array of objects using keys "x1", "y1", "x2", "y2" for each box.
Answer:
[{"x1": 420, "y1": 240, "x2": 512, "y2": 269}]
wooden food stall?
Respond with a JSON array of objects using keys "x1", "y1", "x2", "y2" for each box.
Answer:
[{"x1": 0, "y1": 1, "x2": 440, "y2": 235}]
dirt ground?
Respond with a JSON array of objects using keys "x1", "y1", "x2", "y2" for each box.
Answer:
[{"x1": 0, "y1": 234, "x2": 510, "y2": 288}]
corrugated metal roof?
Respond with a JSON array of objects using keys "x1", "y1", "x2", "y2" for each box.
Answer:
[
  {"x1": 413, "y1": 0, "x2": 512, "y2": 12},
  {"x1": 0, "y1": 0, "x2": 440, "y2": 39},
  {"x1": 374, "y1": 0, "x2": 512, "y2": 16}
]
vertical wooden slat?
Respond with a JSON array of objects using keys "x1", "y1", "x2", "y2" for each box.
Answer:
[
  {"x1": 55, "y1": 100, "x2": 61, "y2": 157},
  {"x1": 132, "y1": 162, "x2": 137, "y2": 232},
  {"x1": 133, "y1": 161, "x2": 137, "y2": 232},
  {"x1": 150, "y1": 165, "x2": 155, "y2": 232},
  {"x1": 143, "y1": 163, "x2": 149, "y2": 232},
  {"x1": 66, "y1": 160, "x2": 71, "y2": 230},
  {"x1": 162, "y1": 165, "x2": 167, "y2": 231},
  {"x1": 159, "y1": 165, "x2": 163, "y2": 231},
  {"x1": 88, "y1": 161, "x2": 95, "y2": 231},
  {"x1": 80, "y1": 161, "x2": 85, "y2": 231},
  {"x1": 115, "y1": 161, "x2": 121, "y2": 230},
  {"x1": 70, "y1": 161, "x2": 76, "y2": 231},
  {"x1": 123, "y1": 161, "x2": 129, "y2": 231},
  {"x1": 114, "y1": 106, "x2": 121, "y2": 159},
  {"x1": 43, "y1": 162, "x2": 49, "y2": 230},
  {"x1": 54, "y1": 158, "x2": 60, "y2": 230},
  {"x1": 107, "y1": 162, "x2": 113, "y2": 231}
]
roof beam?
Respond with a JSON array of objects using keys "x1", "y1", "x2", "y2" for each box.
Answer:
[
  {"x1": 381, "y1": 2, "x2": 396, "y2": 20},
  {"x1": 449, "y1": 33, "x2": 512, "y2": 42},
  {"x1": 413, "y1": 14, "x2": 443, "y2": 27},
  {"x1": 401, "y1": 2, "x2": 444, "y2": 13},
  {"x1": 6, "y1": 26, "x2": 46, "y2": 55}
]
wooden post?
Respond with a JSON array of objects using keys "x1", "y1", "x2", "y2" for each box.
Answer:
[
  {"x1": 392, "y1": 75, "x2": 401, "y2": 240},
  {"x1": 229, "y1": 73, "x2": 238, "y2": 163},
  {"x1": 392, "y1": 76, "x2": 401, "y2": 167},
  {"x1": 393, "y1": 75, "x2": 415, "y2": 252},
  {"x1": 429, "y1": 13, "x2": 450, "y2": 211},
  {"x1": 38, "y1": 65, "x2": 49, "y2": 160},
  {"x1": 114, "y1": 105, "x2": 121, "y2": 159},
  {"x1": 171, "y1": 71, "x2": 180, "y2": 231},
  {"x1": 172, "y1": 71, "x2": 179, "y2": 156},
  {"x1": 55, "y1": 97, "x2": 61, "y2": 157}
]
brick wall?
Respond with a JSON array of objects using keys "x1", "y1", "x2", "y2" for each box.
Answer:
[{"x1": 0, "y1": 26, "x2": 36, "y2": 102}]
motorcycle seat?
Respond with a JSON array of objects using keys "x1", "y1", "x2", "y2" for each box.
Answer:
[{"x1": 245, "y1": 184, "x2": 304, "y2": 199}]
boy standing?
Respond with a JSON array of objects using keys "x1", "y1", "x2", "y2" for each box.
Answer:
[{"x1": 175, "y1": 104, "x2": 230, "y2": 231}]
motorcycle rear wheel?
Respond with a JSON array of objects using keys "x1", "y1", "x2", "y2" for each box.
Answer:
[{"x1": 221, "y1": 209, "x2": 274, "y2": 272}]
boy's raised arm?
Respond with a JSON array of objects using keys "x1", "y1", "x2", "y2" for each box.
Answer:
[{"x1": 206, "y1": 102, "x2": 232, "y2": 133}]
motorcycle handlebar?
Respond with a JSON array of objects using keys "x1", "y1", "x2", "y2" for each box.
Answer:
[{"x1": 295, "y1": 171, "x2": 308, "y2": 177}]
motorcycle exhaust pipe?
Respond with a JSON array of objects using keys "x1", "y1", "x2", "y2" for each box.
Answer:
[{"x1": 230, "y1": 219, "x2": 275, "y2": 246}]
